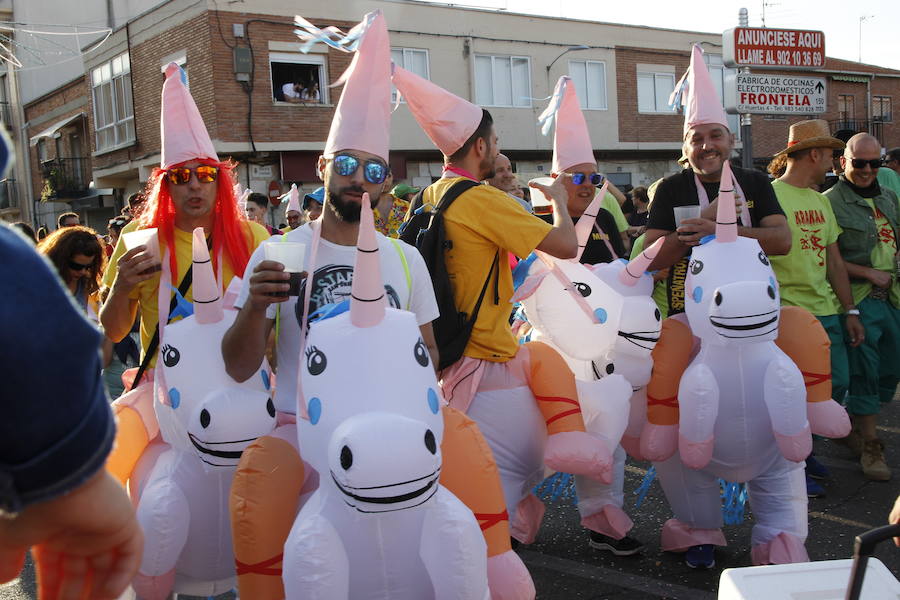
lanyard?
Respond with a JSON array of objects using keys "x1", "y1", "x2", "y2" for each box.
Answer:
[
  {"x1": 442, "y1": 164, "x2": 480, "y2": 182},
  {"x1": 693, "y1": 172, "x2": 751, "y2": 228}
]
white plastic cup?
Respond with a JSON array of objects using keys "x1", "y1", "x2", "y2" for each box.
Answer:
[
  {"x1": 264, "y1": 241, "x2": 306, "y2": 296},
  {"x1": 672, "y1": 205, "x2": 701, "y2": 225},
  {"x1": 528, "y1": 176, "x2": 555, "y2": 216},
  {"x1": 121, "y1": 228, "x2": 161, "y2": 271}
]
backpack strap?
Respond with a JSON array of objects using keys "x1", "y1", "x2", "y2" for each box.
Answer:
[{"x1": 389, "y1": 237, "x2": 412, "y2": 310}]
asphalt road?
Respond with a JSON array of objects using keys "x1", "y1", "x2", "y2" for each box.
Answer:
[{"x1": 3, "y1": 401, "x2": 897, "y2": 599}]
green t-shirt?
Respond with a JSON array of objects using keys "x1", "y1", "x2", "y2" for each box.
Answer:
[
  {"x1": 601, "y1": 192, "x2": 629, "y2": 233},
  {"x1": 630, "y1": 234, "x2": 669, "y2": 320},
  {"x1": 769, "y1": 180, "x2": 841, "y2": 316},
  {"x1": 850, "y1": 197, "x2": 899, "y2": 305},
  {"x1": 876, "y1": 167, "x2": 900, "y2": 200}
]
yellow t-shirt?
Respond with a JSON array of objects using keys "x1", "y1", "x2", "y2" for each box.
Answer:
[
  {"x1": 426, "y1": 177, "x2": 552, "y2": 362},
  {"x1": 601, "y1": 191, "x2": 629, "y2": 233},
  {"x1": 103, "y1": 220, "x2": 269, "y2": 367}
]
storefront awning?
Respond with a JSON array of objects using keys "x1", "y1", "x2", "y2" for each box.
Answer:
[{"x1": 29, "y1": 113, "x2": 85, "y2": 147}]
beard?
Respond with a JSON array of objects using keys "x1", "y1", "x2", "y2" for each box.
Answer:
[
  {"x1": 326, "y1": 183, "x2": 377, "y2": 223},
  {"x1": 481, "y1": 154, "x2": 497, "y2": 180}
]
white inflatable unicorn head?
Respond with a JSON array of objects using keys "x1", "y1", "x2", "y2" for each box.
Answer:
[
  {"x1": 588, "y1": 237, "x2": 665, "y2": 388},
  {"x1": 512, "y1": 185, "x2": 624, "y2": 362},
  {"x1": 154, "y1": 228, "x2": 277, "y2": 467},
  {"x1": 683, "y1": 161, "x2": 780, "y2": 346},
  {"x1": 297, "y1": 194, "x2": 444, "y2": 513}
]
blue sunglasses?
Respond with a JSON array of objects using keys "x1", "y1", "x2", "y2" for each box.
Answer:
[
  {"x1": 332, "y1": 153, "x2": 389, "y2": 184},
  {"x1": 572, "y1": 171, "x2": 604, "y2": 186}
]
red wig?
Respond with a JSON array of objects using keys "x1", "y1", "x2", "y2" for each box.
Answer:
[{"x1": 139, "y1": 158, "x2": 251, "y2": 283}]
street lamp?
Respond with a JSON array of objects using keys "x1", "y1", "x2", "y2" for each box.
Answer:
[
  {"x1": 546, "y1": 44, "x2": 590, "y2": 76},
  {"x1": 858, "y1": 15, "x2": 874, "y2": 63}
]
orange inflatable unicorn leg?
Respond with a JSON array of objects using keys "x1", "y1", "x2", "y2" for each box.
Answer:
[
  {"x1": 230, "y1": 426, "x2": 306, "y2": 600},
  {"x1": 440, "y1": 406, "x2": 535, "y2": 600},
  {"x1": 106, "y1": 383, "x2": 159, "y2": 486},
  {"x1": 525, "y1": 341, "x2": 612, "y2": 483}
]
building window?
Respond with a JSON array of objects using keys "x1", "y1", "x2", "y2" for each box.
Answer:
[
  {"x1": 270, "y1": 52, "x2": 327, "y2": 104},
  {"x1": 391, "y1": 48, "x2": 429, "y2": 103},
  {"x1": 568, "y1": 60, "x2": 607, "y2": 110},
  {"x1": 91, "y1": 52, "x2": 135, "y2": 152},
  {"x1": 704, "y1": 54, "x2": 740, "y2": 139},
  {"x1": 474, "y1": 55, "x2": 532, "y2": 108},
  {"x1": 873, "y1": 95, "x2": 892, "y2": 122},
  {"x1": 0, "y1": 74, "x2": 10, "y2": 127},
  {"x1": 637, "y1": 71, "x2": 676, "y2": 114},
  {"x1": 838, "y1": 94, "x2": 855, "y2": 121}
]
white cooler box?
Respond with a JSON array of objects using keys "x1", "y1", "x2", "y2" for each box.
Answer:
[{"x1": 718, "y1": 558, "x2": 900, "y2": 599}]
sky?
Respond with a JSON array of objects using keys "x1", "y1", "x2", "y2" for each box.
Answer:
[{"x1": 427, "y1": 0, "x2": 900, "y2": 71}]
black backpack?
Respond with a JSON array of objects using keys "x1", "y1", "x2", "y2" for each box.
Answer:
[{"x1": 400, "y1": 179, "x2": 498, "y2": 370}]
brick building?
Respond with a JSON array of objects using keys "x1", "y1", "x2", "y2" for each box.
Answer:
[{"x1": 11, "y1": 0, "x2": 900, "y2": 229}]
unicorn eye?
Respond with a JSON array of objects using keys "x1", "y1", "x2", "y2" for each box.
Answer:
[
  {"x1": 306, "y1": 346, "x2": 327, "y2": 375},
  {"x1": 161, "y1": 344, "x2": 180, "y2": 367},
  {"x1": 414, "y1": 339, "x2": 430, "y2": 367},
  {"x1": 573, "y1": 282, "x2": 591, "y2": 297},
  {"x1": 690, "y1": 259, "x2": 704, "y2": 275},
  {"x1": 758, "y1": 251, "x2": 770, "y2": 266}
]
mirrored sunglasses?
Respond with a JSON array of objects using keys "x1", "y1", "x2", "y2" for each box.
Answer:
[
  {"x1": 332, "y1": 153, "x2": 388, "y2": 184},
  {"x1": 572, "y1": 172, "x2": 604, "y2": 186},
  {"x1": 166, "y1": 165, "x2": 219, "y2": 185}
]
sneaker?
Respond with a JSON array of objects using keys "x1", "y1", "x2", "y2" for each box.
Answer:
[
  {"x1": 806, "y1": 474, "x2": 826, "y2": 498},
  {"x1": 860, "y1": 439, "x2": 891, "y2": 481},
  {"x1": 685, "y1": 544, "x2": 716, "y2": 569},
  {"x1": 588, "y1": 532, "x2": 645, "y2": 556},
  {"x1": 805, "y1": 455, "x2": 830, "y2": 480}
]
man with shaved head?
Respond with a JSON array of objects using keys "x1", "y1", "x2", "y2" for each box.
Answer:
[
  {"x1": 825, "y1": 133, "x2": 900, "y2": 481},
  {"x1": 486, "y1": 153, "x2": 531, "y2": 212}
]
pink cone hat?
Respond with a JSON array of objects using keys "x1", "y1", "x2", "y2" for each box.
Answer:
[
  {"x1": 392, "y1": 65, "x2": 484, "y2": 156},
  {"x1": 160, "y1": 63, "x2": 218, "y2": 169},
  {"x1": 619, "y1": 237, "x2": 665, "y2": 286},
  {"x1": 286, "y1": 184, "x2": 301, "y2": 213},
  {"x1": 574, "y1": 180, "x2": 609, "y2": 262},
  {"x1": 324, "y1": 11, "x2": 391, "y2": 162},
  {"x1": 191, "y1": 227, "x2": 223, "y2": 324},
  {"x1": 545, "y1": 76, "x2": 595, "y2": 174},
  {"x1": 672, "y1": 45, "x2": 729, "y2": 137},
  {"x1": 350, "y1": 193, "x2": 386, "y2": 328},
  {"x1": 715, "y1": 160, "x2": 738, "y2": 243}
]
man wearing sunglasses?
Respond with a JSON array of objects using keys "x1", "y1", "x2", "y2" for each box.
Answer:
[
  {"x1": 644, "y1": 46, "x2": 790, "y2": 322},
  {"x1": 824, "y1": 133, "x2": 900, "y2": 482}
]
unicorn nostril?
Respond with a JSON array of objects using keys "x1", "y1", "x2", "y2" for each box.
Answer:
[
  {"x1": 340, "y1": 446, "x2": 353, "y2": 470},
  {"x1": 266, "y1": 398, "x2": 276, "y2": 418},
  {"x1": 200, "y1": 409, "x2": 211, "y2": 429},
  {"x1": 767, "y1": 285, "x2": 776, "y2": 299},
  {"x1": 714, "y1": 291, "x2": 723, "y2": 306},
  {"x1": 424, "y1": 430, "x2": 437, "y2": 454}
]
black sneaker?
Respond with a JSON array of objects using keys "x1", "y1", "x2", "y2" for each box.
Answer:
[{"x1": 588, "y1": 531, "x2": 645, "y2": 556}]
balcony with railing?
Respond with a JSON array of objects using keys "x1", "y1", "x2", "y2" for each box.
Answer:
[
  {"x1": 0, "y1": 102, "x2": 11, "y2": 130},
  {"x1": 40, "y1": 157, "x2": 89, "y2": 200},
  {"x1": 828, "y1": 119, "x2": 885, "y2": 144}
]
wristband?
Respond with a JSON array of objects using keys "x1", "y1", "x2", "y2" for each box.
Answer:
[{"x1": 846, "y1": 309, "x2": 860, "y2": 316}]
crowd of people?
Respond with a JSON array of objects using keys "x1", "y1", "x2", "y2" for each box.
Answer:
[{"x1": 2, "y1": 8, "x2": 899, "y2": 599}]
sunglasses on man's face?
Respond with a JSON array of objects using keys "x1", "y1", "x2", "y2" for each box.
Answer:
[
  {"x1": 571, "y1": 171, "x2": 604, "y2": 186},
  {"x1": 165, "y1": 165, "x2": 219, "y2": 185},
  {"x1": 849, "y1": 158, "x2": 881, "y2": 170},
  {"x1": 68, "y1": 260, "x2": 93, "y2": 272},
  {"x1": 332, "y1": 153, "x2": 389, "y2": 184}
]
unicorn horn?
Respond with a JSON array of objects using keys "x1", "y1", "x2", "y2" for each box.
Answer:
[
  {"x1": 574, "y1": 180, "x2": 608, "y2": 262},
  {"x1": 619, "y1": 236, "x2": 665, "y2": 286},
  {"x1": 191, "y1": 227, "x2": 223, "y2": 324},
  {"x1": 715, "y1": 160, "x2": 738, "y2": 243},
  {"x1": 350, "y1": 193, "x2": 386, "y2": 328}
]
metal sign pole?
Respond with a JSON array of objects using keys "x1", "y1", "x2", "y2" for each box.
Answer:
[{"x1": 738, "y1": 8, "x2": 753, "y2": 170}]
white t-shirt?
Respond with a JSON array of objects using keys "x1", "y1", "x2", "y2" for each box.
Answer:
[
  {"x1": 282, "y1": 82, "x2": 300, "y2": 99},
  {"x1": 235, "y1": 224, "x2": 439, "y2": 413}
]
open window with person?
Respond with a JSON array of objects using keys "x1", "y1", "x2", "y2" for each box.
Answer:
[{"x1": 270, "y1": 53, "x2": 327, "y2": 104}]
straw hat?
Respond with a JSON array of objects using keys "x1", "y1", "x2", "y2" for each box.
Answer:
[{"x1": 774, "y1": 119, "x2": 845, "y2": 156}]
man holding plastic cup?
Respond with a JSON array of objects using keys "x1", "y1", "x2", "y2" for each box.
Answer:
[
  {"x1": 643, "y1": 45, "x2": 789, "y2": 319},
  {"x1": 101, "y1": 63, "x2": 269, "y2": 379}
]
